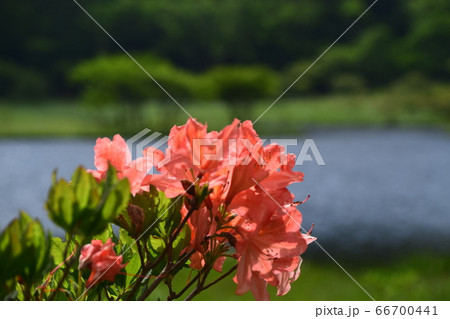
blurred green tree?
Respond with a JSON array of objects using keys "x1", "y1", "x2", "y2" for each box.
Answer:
[
  {"x1": 400, "y1": 0, "x2": 450, "y2": 78},
  {"x1": 201, "y1": 65, "x2": 280, "y2": 120},
  {"x1": 70, "y1": 53, "x2": 197, "y2": 129},
  {"x1": 0, "y1": 0, "x2": 448, "y2": 99}
]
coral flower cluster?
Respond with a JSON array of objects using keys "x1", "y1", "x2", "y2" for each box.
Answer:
[
  {"x1": 79, "y1": 239, "x2": 126, "y2": 288},
  {"x1": 84, "y1": 118, "x2": 314, "y2": 300}
]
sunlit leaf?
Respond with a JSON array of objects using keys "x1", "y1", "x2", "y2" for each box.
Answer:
[
  {"x1": 172, "y1": 224, "x2": 191, "y2": 260},
  {"x1": 124, "y1": 253, "x2": 141, "y2": 287},
  {"x1": 72, "y1": 167, "x2": 93, "y2": 211},
  {"x1": 149, "y1": 236, "x2": 165, "y2": 254}
]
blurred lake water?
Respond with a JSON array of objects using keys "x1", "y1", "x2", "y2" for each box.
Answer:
[{"x1": 1, "y1": 129, "x2": 449, "y2": 257}]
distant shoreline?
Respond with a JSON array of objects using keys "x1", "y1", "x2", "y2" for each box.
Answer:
[{"x1": 1, "y1": 91, "x2": 449, "y2": 138}]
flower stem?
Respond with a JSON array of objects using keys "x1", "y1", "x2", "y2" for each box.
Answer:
[
  {"x1": 137, "y1": 249, "x2": 195, "y2": 301},
  {"x1": 167, "y1": 272, "x2": 201, "y2": 300},
  {"x1": 184, "y1": 263, "x2": 238, "y2": 301},
  {"x1": 202, "y1": 264, "x2": 238, "y2": 291}
]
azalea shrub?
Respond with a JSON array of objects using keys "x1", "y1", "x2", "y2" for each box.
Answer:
[{"x1": 0, "y1": 119, "x2": 315, "y2": 301}]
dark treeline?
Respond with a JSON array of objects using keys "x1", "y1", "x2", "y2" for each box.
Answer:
[{"x1": 0, "y1": 0, "x2": 449, "y2": 99}]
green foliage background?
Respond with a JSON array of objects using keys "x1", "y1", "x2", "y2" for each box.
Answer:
[{"x1": 1, "y1": 0, "x2": 449, "y2": 99}]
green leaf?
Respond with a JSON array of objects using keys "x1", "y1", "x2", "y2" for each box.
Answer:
[
  {"x1": 131, "y1": 190, "x2": 160, "y2": 234},
  {"x1": 50, "y1": 237, "x2": 66, "y2": 266},
  {"x1": 0, "y1": 212, "x2": 52, "y2": 286},
  {"x1": 114, "y1": 228, "x2": 139, "y2": 290},
  {"x1": 101, "y1": 178, "x2": 130, "y2": 221},
  {"x1": 124, "y1": 253, "x2": 141, "y2": 287},
  {"x1": 114, "y1": 208, "x2": 134, "y2": 236},
  {"x1": 155, "y1": 194, "x2": 183, "y2": 238},
  {"x1": 195, "y1": 183, "x2": 212, "y2": 207},
  {"x1": 118, "y1": 228, "x2": 137, "y2": 257},
  {"x1": 72, "y1": 167, "x2": 93, "y2": 211},
  {"x1": 93, "y1": 224, "x2": 116, "y2": 244},
  {"x1": 114, "y1": 186, "x2": 182, "y2": 240},
  {"x1": 172, "y1": 224, "x2": 191, "y2": 260},
  {"x1": 48, "y1": 179, "x2": 74, "y2": 230},
  {"x1": 149, "y1": 236, "x2": 165, "y2": 254}
]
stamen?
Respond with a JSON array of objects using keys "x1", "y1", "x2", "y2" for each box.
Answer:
[{"x1": 293, "y1": 194, "x2": 310, "y2": 206}]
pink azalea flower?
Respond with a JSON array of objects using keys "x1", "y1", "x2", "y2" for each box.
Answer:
[
  {"x1": 143, "y1": 118, "x2": 240, "y2": 197},
  {"x1": 221, "y1": 121, "x2": 303, "y2": 204},
  {"x1": 88, "y1": 134, "x2": 159, "y2": 195},
  {"x1": 135, "y1": 118, "x2": 312, "y2": 300},
  {"x1": 79, "y1": 239, "x2": 126, "y2": 288},
  {"x1": 231, "y1": 193, "x2": 314, "y2": 300}
]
